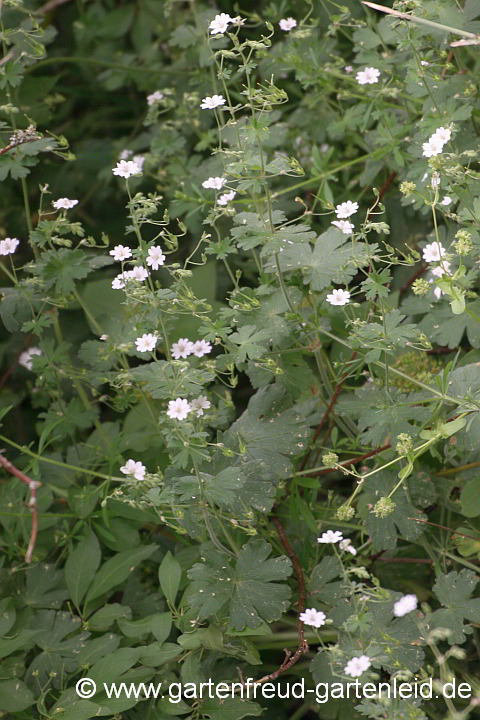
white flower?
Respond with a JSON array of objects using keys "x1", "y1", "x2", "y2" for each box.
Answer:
[
  {"x1": 146, "y1": 246, "x2": 166, "y2": 270},
  {"x1": 335, "y1": 200, "x2": 359, "y2": 218},
  {"x1": 132, "y1": 155, "x2": 145, "y2": 171},
  {"x1": 299, "y1": 608, "x2": 326, "y2": 628},
  {"x1": 422, "y1": 138, "x2": 444, "y2": 157},
  {"x1": 112, "y1": 160, "x2": 142, "y2": 178},
  {"x1": 112, "y1": 272, "x2": 128, "y2": 289},
  {"x1": 190, "y1": 395, "x2": 211, "y2": 416},
  {"x1": 119, "y1": 149, "x2": 133, "y2": 160},
  {"x1": 202, "y1": 176, "x2": 226, "y2": 190},
  {"x1": 147, "y1": 90, "x2": 164, "y2": 106},
  {"x1": 128, "y1": 266, "x2": 149, "y2": 282},
  {"x1": 430, "y1": 260, "x2": 451, "y2": 277},
  {"x1": 167, "y1": 398, "x2": 191, "y2": 421},
  {"x1": 433, "y1": 126, "x2": 451, "y2": 144},
  {"x1": 120, "y1": 458, "x2": 146, "y2": 481},
  {"x1": 171, "y1": 337, "x2": 194, "y2": 359},
  {"x1": 344, "y1": 656, "x2": 371, "y2": 677},
  {"x1": 326, "y1": 289, "x2": 351, "y2": 306},
  {"x1": 331, "y1": 220, "x2": 354, "y2": 234},
  {"x1": 279, "y1": 17, "x2": 297, "y2": 31},
  {"x1": 339, "y1": 539, "x2": 357, "y2": 556},
  {"x1": 109, "y1": 244, "x2": 132, "y2": 261},
  {"x1": 431, "y1": 172, "x2": 440, "y2": 188},
  {"x1": 112, "y1": 267, "x2": 148, "y2": 289},
  {"x1": 393, "y1": 594, "x2": 418, "y2": 617},
  {"x1": 318, "y1": 530, "x2": 344, "y2": 544},
  {"x1": 200, "y1": 95, "x2": 226, "y2": 110},
  {"x1": 100, "y1": 334, "x2": 109, "y2": 341},
  {"x1": 422, "y1": 242, "x2": 446, "y2": 263},
  {"x1": 52, "y1": 198, "x2": 78, "y2": 210},
  {"x1": 217, "y1": 191, "x2": 236, "y2": 206},
  {"x1": 344, "y1": 65, "x2": 353, "y2": 73},
  {"x1": 441, "y1": 196, "x2": 452, "y2": 206},
  {"x1": 192, "y1": 339, "x2": 212, "y2": 357},
  {"x1": 420, "y1": 60, "x2": 429, "y2": 66},
  {"x1": 0, "y1": 237, "x2": 19, "y2": 255},
  {"x1": 209, "y1": 13, "x2": 233, "y2": 34},
  {"x1": 135, "y1": 333, "x2": 158, "y2": 353},
  {"x1": 356, "y1": 67, "x2": 380, "y2": 85},
  {"x1": 19, "y1": 347, "x2": 42, "y2": 371},
  {"x1": 433, "y1": 286, "x2": 443, "y2": 300}
]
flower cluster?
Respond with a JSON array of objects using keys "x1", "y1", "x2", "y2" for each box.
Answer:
[
  {"x1": 112, "y1": 267, "x2": 149, "y2": 289},
  {"x1": 171, "y1": 337, "x2": 212, "y2": 359},
  {"x1": 422, "y1": 126, "x2": 452, "y2": 158},
  {"x1": 167, "y1": 395, "x2": 211, "y2": 420},
  {"x1": 331, "y1": 199, "x2": 358, "y2": 235}
]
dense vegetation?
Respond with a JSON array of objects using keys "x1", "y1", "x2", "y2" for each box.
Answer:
[{"x1": 1, "y1": 1, "x2": 480, "y2": 719}]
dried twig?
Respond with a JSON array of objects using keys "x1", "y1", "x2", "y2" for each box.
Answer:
[
  {"x1": 36, "y1": 0, "x2": 72, "y2": 14},
  {"x1": 250, "y1": 518, "x2": 309, "y2": 685},
  {"x1": 0, "y1": 137, "x2": 40, "y2": 157},
  {"x1": 0, "y1": 454, "x2": 41, "y2": 563},
  {"x1": 362, "y1": 1, "x2": 478, "y2": 42}
]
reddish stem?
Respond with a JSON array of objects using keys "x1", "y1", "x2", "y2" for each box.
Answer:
[{"x1": 0, "y1": 454, "x2": 42, "y2": 563}]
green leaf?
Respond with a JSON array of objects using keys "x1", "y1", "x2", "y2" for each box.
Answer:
[
  {"x1": 36, "y1": 249, "x2": 93, "y2": 294},
  {"x1": 0, "y1": 679, "x2": 35, "y2": 712},
  {"x1": 86, "y1": 604, "x2": 132, "y2": 632},
  {"x1": 200, "y1": 697, "x2": 263, "y2": 720},
  {"x1": 267, "y1": 227, "x2": 378, "y2": 291},
  {"x1": 431, "y1": 570, "x2": 480, "y2": 644},
  {"x1": 140, "y1": 641, "x2": 182, "y2": 666},
  {"x1": 65, "y1": 530, "x2": 101, "y2": 608},
  {"x1": 118, "y1": 611, "x2": 172, "y2": 643},
  {"x1": 159, "y1": 551, "x2": 182, "y2": 606},
  {"x1": 460, "y1": 478, "x2": 480, "y2": 517},
  {"x1": 84, "y1": 545, "x2": 156, "y2": 607},
  {"x1": 187, "y1": 538, "x2": 292, "y2": 631},
  {"x1": 219, "y1": 384, "x2": 311, "y2": 481},
  {"x1": 359, "y1": 471, "x2": 435, "y2": 550},
  {"x1": 228, "y1": 325, "x2": 271, "y2": 363}
]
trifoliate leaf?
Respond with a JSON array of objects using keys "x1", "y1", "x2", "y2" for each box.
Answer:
[{"x1": 187, "y1": 539, "x2": 292, "y2": 630}]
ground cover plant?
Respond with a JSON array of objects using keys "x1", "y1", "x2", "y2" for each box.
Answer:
[{"x1": 2, "y1": 0, "x2": 480, "y2": 718}]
